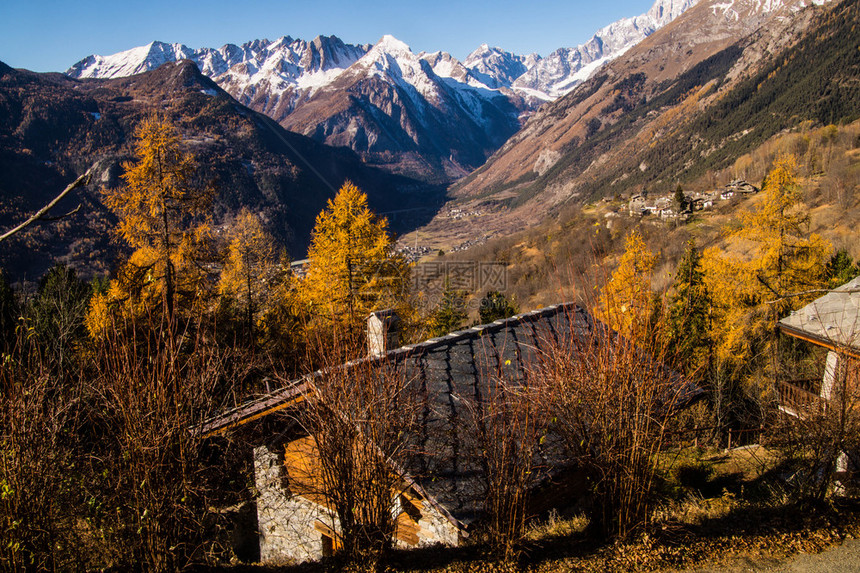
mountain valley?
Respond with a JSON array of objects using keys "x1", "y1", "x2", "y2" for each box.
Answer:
[{"x1": 403, "y1": 0, "x2": 857, "y2": 255}]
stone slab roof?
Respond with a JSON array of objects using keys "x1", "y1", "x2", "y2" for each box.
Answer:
[
  {"x1": 196, "y1": 303, "x2": 588, "y2": 437},
  {"x1": 779, "y1": 276, "x2": 860, "y2": 354},
  {"x1": 197, "y1": 302, "x2": 701, "y2": 530}
]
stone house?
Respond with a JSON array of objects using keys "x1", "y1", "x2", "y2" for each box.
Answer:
[
  {"x1": 198, "y1": 303, "x2": 701, "y2": 564},
  {"x1": 720, "y1": 180, "x2": 759, "y2": 201},
  {"x1": 628, "y1": 194, "x2": 648, "y2": 216},
  {"x1": 726, "y1": 179, "x2": 760, "y2": 195},
  {"x1": 689, "y1": 191, "x2": 715, "y2": 211}
]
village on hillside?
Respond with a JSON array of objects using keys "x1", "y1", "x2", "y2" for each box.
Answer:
[{"x1": 627, "y1": 180, "x2": 761, "y2": 220}]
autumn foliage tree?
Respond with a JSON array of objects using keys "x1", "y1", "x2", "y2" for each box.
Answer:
[
  {"x1": 598, "y1": 229, "x2": 657, "y2": 341},
  {"x1": 702, "y1": 155, "x2": 831, "y2": 380},
  {"x1": 218, "y1": 208, "x2": 281, "y2": 340},
  {"x1": 87, "y1": 115, "x2": 213, "y2": 335},
  {"x1": 299, "y1": 181, "x2": 408, "y2": 332}
]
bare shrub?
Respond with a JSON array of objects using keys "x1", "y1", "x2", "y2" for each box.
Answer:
[
  {"x1": 0, "y1": 333, "x2": 83, "y2": 571},
  {"x1": 290, "y1": 332, "x2": 421, "y2": 564},
  {"x1": 462, "y1": 374, "x2": 549, "y2": 560},
  {"x1": 81, "y1": 319, "x2": 234, "y2": 571},
  {"x1": 533, "y1": 319, "x2": 692, "y2": 539}
]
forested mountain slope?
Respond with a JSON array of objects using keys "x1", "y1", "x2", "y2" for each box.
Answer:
[
  {"x1": 447, "y1": 0, "x2": 855, "y2": 222},
  {"x1": 0, "y1": 61, "x2": 431, "y2": 281}
]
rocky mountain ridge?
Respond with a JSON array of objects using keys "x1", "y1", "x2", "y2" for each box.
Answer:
[
  {"x1": 65, "y1": 0, "x2": 702, "y2": 181},
  {"x1": 407, "y1": 0, "x2": 850, "y2": 249}
]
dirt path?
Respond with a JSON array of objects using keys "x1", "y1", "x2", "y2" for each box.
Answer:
[{"x1": 688, "y1": 538, "x2": 860, "y2": 572}]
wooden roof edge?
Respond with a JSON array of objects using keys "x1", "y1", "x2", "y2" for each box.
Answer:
[
  {"x1": 778, "y1": 322, "x2": 860, "y2": 359},
  {"x1": 193, "y1": 378, "x2": 312, "y2": 438}
]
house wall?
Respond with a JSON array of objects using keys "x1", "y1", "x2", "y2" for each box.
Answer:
[
  {"x1": 822, "y1": 351, "x2": 840, "y2": 401},
  {"x1": 820, "y1": 352, "x2": 860, "y2": 407},
  {"x1": 393, "y1": 492, "x2": 461, "y2": 549},
  {"x1": 253, "y1": 440, "x2": 462, "y2": 564},
  {"x1": 254, "y1": 444, "x2": 335, "y2": 563}
]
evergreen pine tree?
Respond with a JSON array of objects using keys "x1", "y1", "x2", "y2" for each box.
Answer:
[
  {"x1": 666, "y1": 241, "x2": 712, "y2": 376},
  {"x1": 673, "y1": 184, "x2": 687, "y2": 212},
  {"x1": 825, "y1": 249, "x2": 860, "y2": 288},
  {"x1": 429, "y1": 280, "x2": 468, "y2": 337},
  {"x1": 30, "y1": 264, "x2": 91, "y2": 375},
  {"x1": 479, "y1": 291, "x2": 518, "y2": 324}
]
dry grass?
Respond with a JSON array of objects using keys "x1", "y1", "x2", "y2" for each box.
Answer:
[{"x1": 202, "y1": 446, "x2": 860, "y2": 572}]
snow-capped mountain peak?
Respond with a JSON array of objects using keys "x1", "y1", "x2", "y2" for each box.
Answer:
[
  {"x1": 66, "y1": 40, "x2": 195, "y2": 79},
  {"x1": 374, "y1": 34, "x2": 412, "y2": 54},
  {"x1": 63, "y1": 0, "x2": 712, "y2": 182},
  {"x1": 512, "y1": 0, "x2": 699, "y2": 98},
  {"x1": 463, "y1": 44, "x2": 540, "y2": 89}
]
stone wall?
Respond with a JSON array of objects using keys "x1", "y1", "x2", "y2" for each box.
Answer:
[
  {"x1": 254, "y1": 445, "x2": 337, "y2": 564},
  {"x1": 253, "y1": 444, "x2": 463, "y2": 564},
  {"x1": 412, "y1": 498, "x2": 460, "y2": 548}
]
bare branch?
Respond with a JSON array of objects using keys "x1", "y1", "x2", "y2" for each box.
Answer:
[
  {"x1": 765, "y1": 287, "x2": 860, "y2": 304},
  {"x1": 0, "y1": 168, "x2": 93, "y2": 243},
  {"x1": 38, "y1": 204, "x2": 83, "y2": 222}
]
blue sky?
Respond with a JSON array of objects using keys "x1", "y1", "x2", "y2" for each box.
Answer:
[{"x1": 1, "y1": 0, "x2": 653, "y2": 73}]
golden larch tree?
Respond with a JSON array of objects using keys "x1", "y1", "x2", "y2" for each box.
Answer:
[
  {"x1": 299, "y1": 181, "x2": 408, "y2": 330},
  {"x1": 702, "y1": 154, "x2": 831, "y2": 374},
  {"x1": 87, "y1": 115, "x2": 212, "y2": 336},
  {"x1": 598, "y1": 229, "x2": 657, "y2": 340},
  {"x1": 218, "y1": 208, "x2": 280, "y2": 337}
]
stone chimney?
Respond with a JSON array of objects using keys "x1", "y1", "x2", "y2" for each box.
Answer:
[{"x1": 367, "y1": 309, "x2": 400, "y2": 357}]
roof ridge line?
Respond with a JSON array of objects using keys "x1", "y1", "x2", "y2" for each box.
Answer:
[
  {"x1": 195, "y1": 301, "x2": 581, "y2": 435},
  {"x1": 392, "y1": 301, "x2": 578, "y2": 356}
]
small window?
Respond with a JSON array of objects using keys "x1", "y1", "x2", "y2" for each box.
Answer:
[{"x1": 321, "y1": 533, "x2": 333, "y2": 558}]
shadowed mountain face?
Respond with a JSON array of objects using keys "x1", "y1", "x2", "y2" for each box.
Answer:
[
  {"x1": 0, "y1": 61, "x2": 439, "y2": 281},
  {"x1": 277, "y1": 36, "x2": 529, "y2": 183}
]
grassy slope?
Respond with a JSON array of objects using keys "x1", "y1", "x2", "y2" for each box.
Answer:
[{"x1": 437, "y1": 120, "x2": 860, "y2": 317}]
